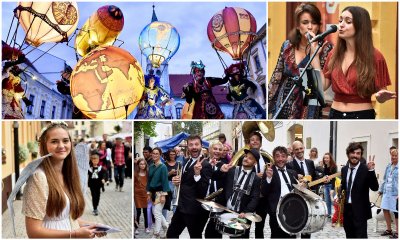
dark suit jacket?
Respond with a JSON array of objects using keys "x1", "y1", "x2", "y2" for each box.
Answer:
[
  {"x1": 341, "y1": 163, "x2": 379, "y2": 221},
  {"x1": 178, "y1": 157, "x2": 212, "y2": 215},
  {"x1": 287, "y1": 159, "x2": 320, "y2": 190},
  {"x1": 261, "y1": 167, "x2": 297, "y2": 214},
  {"x1": 223, "y1": 167, "x2": 261, "y2": 213}
]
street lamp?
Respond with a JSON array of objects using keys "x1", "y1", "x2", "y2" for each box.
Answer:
[{"x1": 13, "y1": 121, "x2": 21, "y2": 200}]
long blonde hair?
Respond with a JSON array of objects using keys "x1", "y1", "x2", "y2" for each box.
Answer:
[{"x1": 38, "y1": 123, "x2": 85, "y2": 219}]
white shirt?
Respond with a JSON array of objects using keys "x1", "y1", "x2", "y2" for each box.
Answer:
[
  {"x1": 227, "y1": 168, "x2": 252, "y2": 210},
  {"x1": 346, "y1": 161, "x2": 360, "y2": 203},
  {"x1": 184, "y1": 156, "x2": 201, "y2": 182},
  {"x1": 295, "y1": 158, "x2": 309, "y2": 176},
  {"x1": 266, "y1": 166, "x2": 291, "y2": 197},
  {"x1": 254, "y1": 154, "x2": 265, "y2": 174}
]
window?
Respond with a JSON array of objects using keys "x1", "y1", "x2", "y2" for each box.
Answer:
[
  {"x1": 51, "y1": 106, "x2": 56, "y2": 119},
  {"x1": 75, "y1": 130, "x2": 79, "y2": 137},
  {"x1": 40, "y1": 100, "x2": 46, "y2": 118},
  {"x1": 61, "y1": 100, "x2": 66, "y2": 119},
  {"x1": 82, "y1": 130, "x2": 86, "y2": 138},
  {"x1": 253, "y1": 54, "x2": 262, "y2": 72},
  {"x1": 27, "y1": 94, "x2": 35, "y2": 114},
  {"x1": 176, "y1": 103, "x2": 183, "y2": 119}
]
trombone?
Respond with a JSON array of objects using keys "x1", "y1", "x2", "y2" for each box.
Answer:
[{"x1": 172, "y1": 163, "x2": 182, "y2": 207}]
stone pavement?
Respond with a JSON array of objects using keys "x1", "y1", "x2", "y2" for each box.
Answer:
[
  {"x1": 2, "y1": 177, "x2": 132, "y2": 239},
  {"x1": 134, "y1": 210, "x2": 395, "y2": 239}
]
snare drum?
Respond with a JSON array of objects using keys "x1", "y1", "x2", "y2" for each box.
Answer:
[
  {"x1": 215, "y1": 213, "x2": 245, "y2": 237},
  {"x1": 277, "y1": 192, "x2": 328, "y2": 234}
]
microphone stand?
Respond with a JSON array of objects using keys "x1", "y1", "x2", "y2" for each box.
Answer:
[{"x1": 272, "y1": 40, "x2": 325, "y2": 119}]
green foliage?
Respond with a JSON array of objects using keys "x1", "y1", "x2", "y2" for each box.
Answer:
[
  {"x1": 27, "y1": 141, "x2": 38, "y2": 153},
  {"x1": 172, "y1": 122, "x2": 203, "y2": 136},
  {"x1": 114, "y1": 125, "x2": 122, "y2": 133},
  {"x1": 19, "y1": 145, "x2": 29, "y2": 163},
  {"x1": 134, "y1": 121, "x2": 157, "y2": 141}
]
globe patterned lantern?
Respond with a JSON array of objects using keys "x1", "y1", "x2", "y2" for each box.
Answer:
[
  {"x1": 70, "y1": 46, "x2": 144, "y2": 119},
  {"x1": 138, "y1": 21, "x2": 180, "y2": 68}
]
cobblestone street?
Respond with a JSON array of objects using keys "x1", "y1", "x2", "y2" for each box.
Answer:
[{"x1": 135, "y1": 209, "x2": 394, "y2": 239}]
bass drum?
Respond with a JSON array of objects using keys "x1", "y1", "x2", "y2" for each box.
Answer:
[{"x1": 276, "y1": 192, "x2": 328, "y2": 234}]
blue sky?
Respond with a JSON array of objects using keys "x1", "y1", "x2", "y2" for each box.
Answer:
[{"x1": 2, "y1": 1, "x2": 266, "y2": 83}]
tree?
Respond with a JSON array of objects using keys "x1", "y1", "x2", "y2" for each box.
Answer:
[
  {"x1": 134, "y1": 121, "x2": 157, "y2": 141},
  {"x1": 172, "y1": 121, "x2": 203, "y2": 136},
  {"x1": 114, "y1": 125, "x2": 122, "y2": 133}
]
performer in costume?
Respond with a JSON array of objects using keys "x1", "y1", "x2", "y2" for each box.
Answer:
[
  {"x1": 2, "y1": 66, "x2": 25, "y2": 119},
  {"x1": 181, "y1": 60, "x2": 227, "y2": 119},
  {"x1": 135, "y1": 74, "x2": 172, "y2": 119},
  {"x1": 225, "y1": 62, "x2": 266, "y2": 119}
]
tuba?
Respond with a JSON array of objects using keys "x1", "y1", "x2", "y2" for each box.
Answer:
[{"x1": 231, "y1": 121, "x2": 275, "y2": 166}]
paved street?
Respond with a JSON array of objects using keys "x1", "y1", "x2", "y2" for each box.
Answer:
[
  {"x1": 135, "y1": 208, "x2": 395, "y2": 239},
  {"x1": 3, "y1": 177, "x2": 132, "y2": 239}
]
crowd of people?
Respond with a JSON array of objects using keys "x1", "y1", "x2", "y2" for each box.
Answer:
[{"x1": 133, "y1": 130, "x2": 398, "y2": 239}]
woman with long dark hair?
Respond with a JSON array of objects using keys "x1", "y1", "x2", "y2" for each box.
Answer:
[
  {"x1": 269, "y1": 3, "x2": 333, "y2": 119},
  {"x1": 323, "y1": 6, "x2": 395, "y2": 119},
  {"x1": 322, "y1": 152, "x2": 337, "y2": 218}
]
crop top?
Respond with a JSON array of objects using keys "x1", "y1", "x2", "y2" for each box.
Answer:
[{"x1": 323, "y1": 48, "x2": 391, "y2": 103}]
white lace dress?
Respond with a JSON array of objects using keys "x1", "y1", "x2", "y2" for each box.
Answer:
[{"x1": 22, "y1": 168, "x2": 80, "y2": 231}]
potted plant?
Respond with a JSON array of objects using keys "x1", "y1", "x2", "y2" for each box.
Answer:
[
  {"x1": 19, "y1": 145, "x2": 29, "y2": 164},
  {"x1": 27, "y1": 141, "x2": 39, "y2": 158}
]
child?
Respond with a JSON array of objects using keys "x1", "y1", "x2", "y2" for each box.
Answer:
[
  {"x1": 88, "y1": 151, "x2": 107, "y2": 216},
  {"x1": 332, "y1": 177, "x2": 344, "y2": 227}
]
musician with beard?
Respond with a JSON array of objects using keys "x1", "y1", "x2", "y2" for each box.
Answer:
[
  {"x1": 166, "y1": 135, "x2": 212, "y2": 238},
  {"x1": 219, "y1": 148, "x2": 261, "y2": 238},
  {"x1": 236, "y1": 131, "x2": 271, "y2": 238}
]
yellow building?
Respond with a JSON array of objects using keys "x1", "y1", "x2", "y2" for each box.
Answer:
[
  {"x1": 2, "y1": 121, "x2": 42, "y2": 213},
  {"x1": 268, "y1": 2, "x2": 398, "y2": 119}
]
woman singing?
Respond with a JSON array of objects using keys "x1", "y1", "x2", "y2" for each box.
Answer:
[
  {"x1": 269, "y1": 3, "x2": 333, "y2": 119},
  {"x1": 22, "y1": 122, "x2": 106, "y2": 238},
  {"x1": 323, "y1": 6, "x2": 395, "y2": 119}
]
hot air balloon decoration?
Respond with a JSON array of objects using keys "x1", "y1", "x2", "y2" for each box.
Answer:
[
  {"x1": 75, "y1": 5, "x2": 124, "y2": 57},
  {"x1": 138, "y1": 19, "x2": 180, "y2": 69},
  {"x1": 13, "y1": 1, "x2": 79, "y2": 47},
  {"x1": 207, "y1": 7, "x2": 257, "y2": 60},
  {"x1": 70, "y1": 46, "x2": 145, "y2": 119}
]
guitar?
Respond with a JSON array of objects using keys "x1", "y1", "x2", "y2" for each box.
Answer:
[{"x1": 307, "y1": 172, "x2": 341, "y2": 188}]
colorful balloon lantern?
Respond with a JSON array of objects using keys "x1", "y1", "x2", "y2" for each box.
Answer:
[
  {"x1": 70, "y1": 46, "x2": 145, "y2": 119},
  {"x1": 138, "y1": 21, "x2": 180, "y2": 68},
  {"x1": 75, "y1": 5, "x2": 124, "y2": 57},
  {"x1": 207, "y1": 7, "x2": 257, "y2": 60},
  {"x1": 15, "y1": 1, "x2": 79, "y2": 47}
]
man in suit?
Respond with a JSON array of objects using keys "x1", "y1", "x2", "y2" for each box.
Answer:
[
  {"x1": 166, "y1": 135, "x2": 212, "y2": 238},
  {"x1": 237, "y1": 131, "x2": 270, "y2": 238},
  {"x1": 220, "y1": 148, "x2": 261, "y2": 238},
  {"x1": 261, "y1": 146, "x2": 297, "y2": 238},
  {"x1": 341, "y1": 142, "x2": 379, "y2": 238}
]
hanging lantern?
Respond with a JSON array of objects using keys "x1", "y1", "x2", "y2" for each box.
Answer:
[
  {"x1": 207, "y1": 7, "x2": 257, "y2": 60},
  {"x1": 138, "y1": 21, "x2": 180, "y2": 68},
  {"x1": 70, "y1": 46, "x2": 145, "y2": 119},
  {"x1": 15, "y1": 1, "x2": 79, "y2": 47},
  {"x1": 75, "y1": 5, "x2": 124, "y2": 57}
]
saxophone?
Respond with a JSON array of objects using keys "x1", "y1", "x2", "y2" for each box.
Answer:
[{"x1": 336, "y1": 189, "x2": 345, "y2": 227}]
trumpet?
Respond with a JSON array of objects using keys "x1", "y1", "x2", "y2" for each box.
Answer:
[{"x1": 172, "y1": 164, "x2": 182, "y2": 207}]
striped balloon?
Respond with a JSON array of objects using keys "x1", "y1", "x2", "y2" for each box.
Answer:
[{"x1": 207, "y1": 7, "x2": 257, "y2": 60}]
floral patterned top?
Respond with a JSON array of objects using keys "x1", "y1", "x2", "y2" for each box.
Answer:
[{"x1": 268, "y1": 40, "x2": 333, "y2": 119}]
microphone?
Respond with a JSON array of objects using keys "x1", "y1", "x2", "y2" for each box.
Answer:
[
  {"x1": 306, "y1": 33, "x2": 313, "y2": 43},
  {"x1": 310, "y1": 25, "x2": 338, "y2": 43}
]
